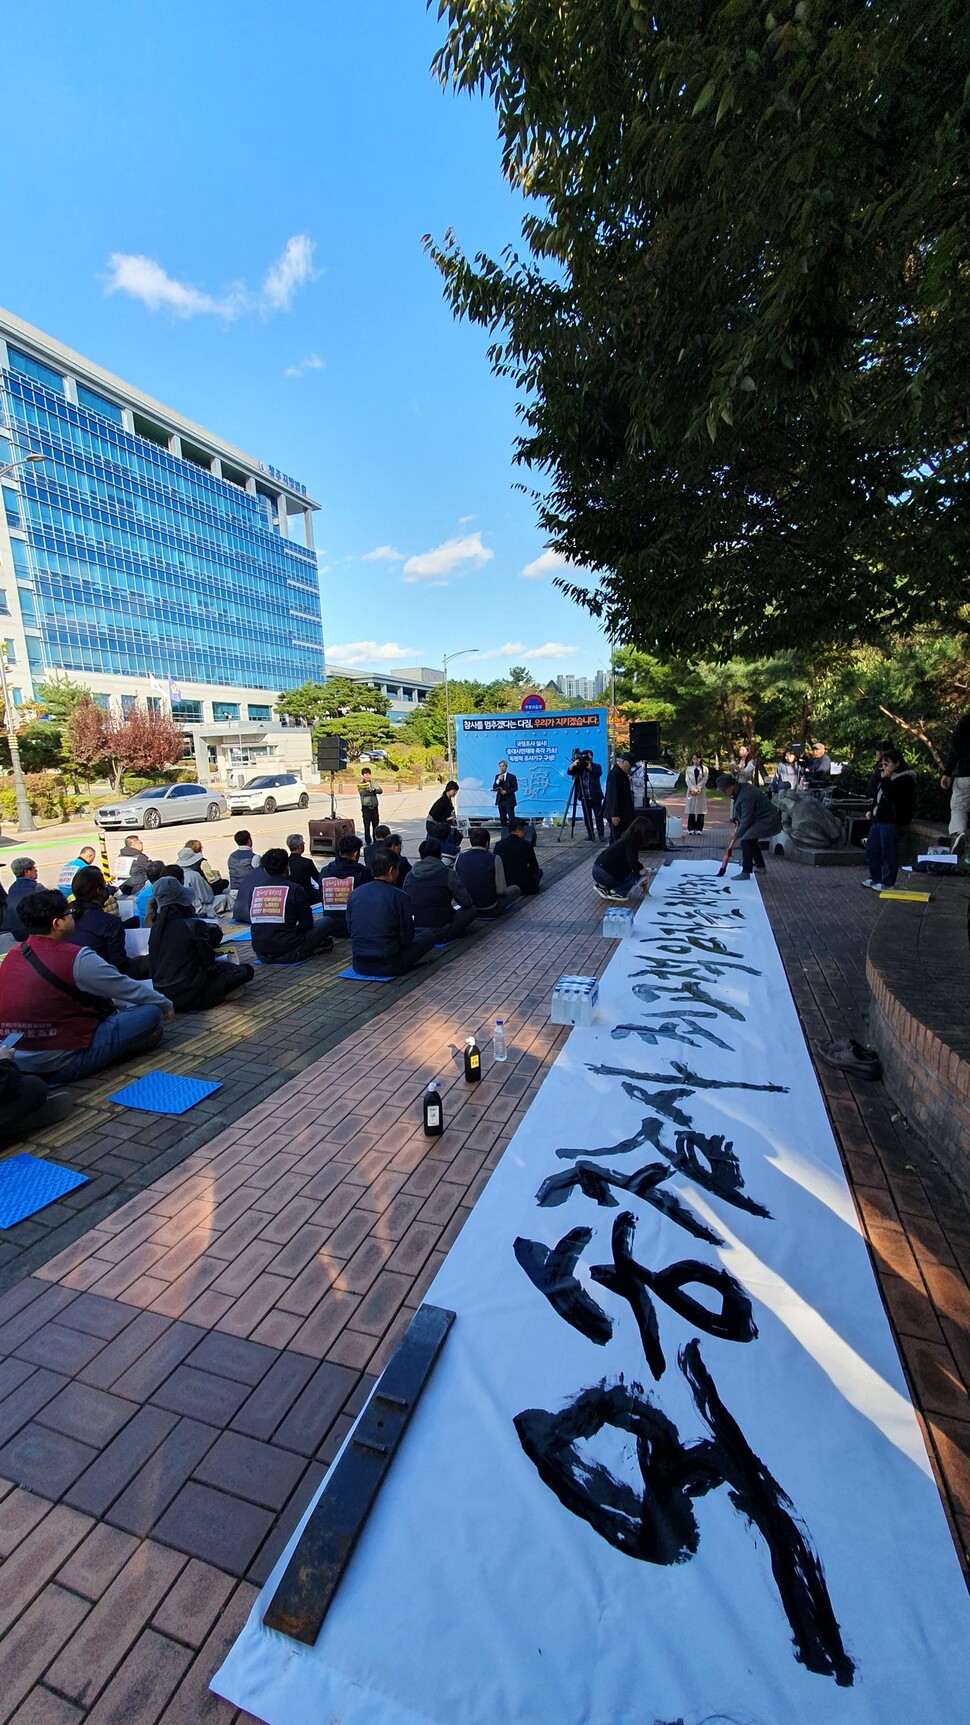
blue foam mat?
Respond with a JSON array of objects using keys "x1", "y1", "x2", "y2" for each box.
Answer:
[
  {"x1": 108, "y1": 1072, "x2": 223, "y2": 1114},
  {"x1": 339, "y1": 967, "x2": 397, "y2": 983},
  {"x1": 0, "y1": 1154, "x2": 88, "y2": 1229}
]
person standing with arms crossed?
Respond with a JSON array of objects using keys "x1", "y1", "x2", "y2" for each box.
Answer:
[{"x1": 357, "y1": 767, "x2": 383, "y2": 844}]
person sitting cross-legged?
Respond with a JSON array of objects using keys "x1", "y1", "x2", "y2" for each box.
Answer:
[
  {"x1": 319, "y1": 834, "x2": 372, "y2": 937},
  {"x1": 405, "y1": 837, "x2": 477, "y2": 941},
  {"x1": 362, "y1": 824, "x2": 392, "y2": 874},
  {"x1": 248, "y1": 848, "x2": 336, "y2": 964},
  {"x1": 495, "y1": 816, "x2": 543, "y2": 896},
  {"x1": 287, "y1": 833, "x2": 322, "y2": 902},
  {"x1": 71, "y1": 865, "x2": 148, "y2": 977},
  {"x1": 0, "y1": 889, "x2": 173, "y2": 1081},
  {"x1": 226, "y1": 831, "x2": 261, "y2": 910},
  {"x1": 149, "y1": 876, "x2": 254, "y2": 1011},
  {"x1": 592, "y1": 815, "x2": 659, "y2": 899},
  {"x1": 177, "y1": 842, "x2": 231, "y2": 915},
  {"x1": 716, "y1": 774, "x2": 782, "y2": 879},
  {"x1": 455, "y1": 827, "x2": 522, "y2": 916},
  {"x1": 345, "y1": 847, "x2": 438, "y2": 977}
]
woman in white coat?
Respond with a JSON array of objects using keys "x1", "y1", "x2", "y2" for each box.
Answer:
[{"x1": 684, "y1": 754, "x2": 709, "y2": 832}]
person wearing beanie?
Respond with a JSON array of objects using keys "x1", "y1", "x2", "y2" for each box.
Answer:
[{"x1": 148, "y1": 876, "x2": 254, "y2": 1011}]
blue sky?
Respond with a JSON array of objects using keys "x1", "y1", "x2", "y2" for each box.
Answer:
[{"x1": 0, "y1": 1, "x2": 609, "y2": 685}]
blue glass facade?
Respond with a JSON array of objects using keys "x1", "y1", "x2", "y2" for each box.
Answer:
[{"x1": 0, "y1": 354, "x2": 324, "y2": 694}]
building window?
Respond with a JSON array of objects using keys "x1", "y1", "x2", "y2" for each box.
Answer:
[
  {"x1": 95, "y1": 694, "x2": 110, "y2": 710},
  {"x1": 10, "y1": 540, "x2": 30, "y2": 578},
  {"x1": 2, "y1": 639, "x2": 15, "y2": 664},
  {"x1": 7, "y1": 347, "x2": 65, "y2": 393},
  {"x1": 0, "y1": 590, "x2": 6, "y2": 614},
  {"x1": 213, "y1": 701, "x2": 240, "y2": 723},
  {"x1": 16, "y1": 584, "x2": 36, "y2": 625},
  {"x1": 2, "y1": 487, "x2": 22, "y2": 530},
  {"x1": 147, "y1": 695, "x2": 161, "y2": 713},
  {"x1": 247, "y1": 704, "x2": 272, "y2": 722},
  {"x1": 121, "y1": 694, "x2": 137, "y2": 716},
  {"x1": 172, "y1": 699, "x2": 203, "y2": 724},
  {"x1": 76, "y1": 384, "x2": 124, "y2": 425},
  {"x1": 11, "y1": 687, "x2": 22, "y2": 706}
]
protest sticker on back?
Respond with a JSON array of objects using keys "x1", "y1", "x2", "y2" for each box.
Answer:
[
  {"x1": 250, "y1": 885, "x2": 288, "y2": 923},
  {"x1": 321, "y1": 876, "x2": 353, "y2": 910}
]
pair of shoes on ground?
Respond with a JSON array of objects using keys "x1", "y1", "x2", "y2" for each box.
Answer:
[
  {"x1": 860, "y1": 878, "x2": 886, "y2": 891},
  {"x1": 732, "y1": 870, "x2": 765, "y2": 881},
  {"x1": 593, "y1": 883, "x2": 629, "y2": 902},
  {"x1": 814, "y1": 1037, "x2": 881, "y2": 1079}
]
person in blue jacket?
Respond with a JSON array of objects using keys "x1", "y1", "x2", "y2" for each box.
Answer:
[{"x1": 345, "y1": 848, "x2": 437, "y2": 977}]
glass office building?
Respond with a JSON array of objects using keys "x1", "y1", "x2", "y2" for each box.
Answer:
[{"x1": 0, "y1": 306, "x2": 324, "y2": 729}]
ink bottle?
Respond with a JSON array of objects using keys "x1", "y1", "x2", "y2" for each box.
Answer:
[
  {"x1": 464, "y1": 1036, "x2": 482, "y2": 1083},
  {"x1": 493, "y1": 1019, "x2": 507, "y2": 1062},
  {"x1": 423, "y1": 1081, "x2": 444, "y2": 1136}
]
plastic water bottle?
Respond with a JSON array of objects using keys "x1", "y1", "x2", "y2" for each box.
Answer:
[
  {"x1": 423, "y1": 1081, "x2": 444, "y2": 1137},
  {"x1": 464, "y1": 1036, "x2": 482, "y2": 1083},
  {"x1": 493, "y1": 1019, "x2": 507, "y2": 1062}
]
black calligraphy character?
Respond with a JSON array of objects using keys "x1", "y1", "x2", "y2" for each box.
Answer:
[
  {"x1": 589, "y1": 1211, "x2": 756, "y2": 1378},
  {"x1": 536, "y1": 1161, "x2": 725, "y2": 1247},
  {"x1": 514, "y1": 1341, "x2": 855, "y2": 1687},
  {"x1": 612, "y1": 1019, "x2": 734, "y2": 1052},
  {"x1": 667, "y1": 1130, "x2": 772, "y2": 1220},
  {"x1": 513, "y1": 1227, "x2": 612, "y2": 1344}
]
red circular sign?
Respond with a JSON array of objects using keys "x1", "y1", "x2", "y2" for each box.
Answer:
[{"x1": 520, "y1": 693, "x2": 546, "y2": 712}]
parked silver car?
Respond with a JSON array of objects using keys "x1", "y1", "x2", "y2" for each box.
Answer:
[{"x1": 95, "y1": 783, "x2": 227, "y2": 831}]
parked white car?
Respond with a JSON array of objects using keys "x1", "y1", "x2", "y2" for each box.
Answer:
[
  {"x1": 95, "y1": 783, "x2": 227, "y2": 831},
  {"x1": 226, "y1": 773, "x2": 310, "y2": 816},
  {"x1": 634, "y1": 762, "x2": 681, "y2": 795}
]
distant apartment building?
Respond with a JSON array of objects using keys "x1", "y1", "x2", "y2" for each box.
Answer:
[
  {"x1": 0, "y1": 306, "x2": 325, "y2": 782},
  {"x1": 553, "y1": 670, "x2": 609, "y2": 702},
  {"x1": 325, "y1": 663, "x2": 444, "y2": 725}
]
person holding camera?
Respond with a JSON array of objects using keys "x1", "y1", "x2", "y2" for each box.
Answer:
[{"x1": 567, "y1": 748, "x2": 605, "y2": 840}]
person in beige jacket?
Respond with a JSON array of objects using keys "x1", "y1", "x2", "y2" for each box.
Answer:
[{"x1": 684, "y1": 755, "x2": 709, "y2": 833}]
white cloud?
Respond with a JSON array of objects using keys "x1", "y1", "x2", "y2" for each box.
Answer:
[
  {"x1": 327, "y1": 641, "x2": 417, "y2": 667},
  {"x1": 520, "y1": 547, "x2": 582, "y2": 581},
  {"x1": 261, "y1": 234, "x2": 318, "y2": 312},
  {"x1": 284, "y1": 352, "x2": 324, "y2": 378},
  {"x1": 458, "y1": 513, "x2": 476, "y2": 527},
  {"x1": 402, "y1": 532, "x2": 493, "y2": 584},
  {"x1": 361, "y1": 545, "x2": 405, "y2": 563},
  {"x1": 104, "y1": 232, "x2": 318, "y2": 321},
  {"x1": 104, "y1": 253, "x2": 245, "y2": 320},
  {"x1": 467, "y1": 641, "x2": 578, "y2": 663}
]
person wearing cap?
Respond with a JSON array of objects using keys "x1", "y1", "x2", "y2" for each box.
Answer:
[
  {"x1": 603, "y1": 754, "x2": 635, "y2": 835},
  {"x1": 0, "y1": 888, "x2": 173, "y2": 1080},
  {"x1": 148, "y1": 877, "x2": 254, "y2": 1011},
  {"x1": 4, "y1": 858, "x2": 42, "y2": 941},
  {"x1": 176, "y1": 842, "x2": 231, "y2": 915}
]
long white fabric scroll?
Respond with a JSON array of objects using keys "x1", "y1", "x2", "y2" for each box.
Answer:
[{"x1": 214, "y1": 861, "x2": 970, "y2": 1725}]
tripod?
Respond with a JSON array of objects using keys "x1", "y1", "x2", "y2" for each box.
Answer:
[{"x1": 557, "y1": 773, "x2": 596, "y2": 843}]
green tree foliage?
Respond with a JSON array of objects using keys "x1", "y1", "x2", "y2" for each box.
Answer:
[
  {"x1": 0, "y1": 720, "x2": 64, "y2": 774},
  {"x1": 430, "y1": 0, "x2": 970, "y2": 656},
  {"x1": 35, "y1": 675, "x2": 95, "y2": 725},
  {"x1": 276, "y1": 678, "x2": 394, "y2": 761}
]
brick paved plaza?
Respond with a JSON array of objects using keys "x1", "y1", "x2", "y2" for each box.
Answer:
[{"x1": 0, "y1": 814, "x2": 967, "y2": 1723}]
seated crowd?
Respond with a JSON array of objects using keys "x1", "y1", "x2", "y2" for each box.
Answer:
[{"x1": 0, "y1": 805, "x2": 546, "y2": 1142}]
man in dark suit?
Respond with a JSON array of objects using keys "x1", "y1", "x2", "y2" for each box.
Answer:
[
  {"x1": 603, "y1": 754, "x2": 635, "y2": 835},
  {"x1": 492, "y1": 760, "x2": 518, "y2": 836}
]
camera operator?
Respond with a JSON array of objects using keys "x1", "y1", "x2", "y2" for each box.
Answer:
[{"x1": 568, "y1": 748, "x2": 605, "y2": 840}]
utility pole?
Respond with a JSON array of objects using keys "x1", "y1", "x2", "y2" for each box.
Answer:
[{"x1": 442, "y1": 648, "x2": 478, "y2": 781}]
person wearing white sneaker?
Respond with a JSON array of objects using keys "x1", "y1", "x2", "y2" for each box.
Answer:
[
  {"x1": 864, "y1": 750, "x2": 917, "y2": 890},
  {"x1": 941, "y1": 710, "x2": 970, "y2": 853}
]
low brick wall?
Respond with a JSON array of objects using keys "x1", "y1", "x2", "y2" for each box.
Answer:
[{"x1": 866, "y1": 882, "x2": 970, "y2": 1187}]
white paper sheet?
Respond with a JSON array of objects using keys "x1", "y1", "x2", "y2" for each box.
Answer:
[{"x1": 214, "y1": 862, "x2": 970, "y2": 1725}]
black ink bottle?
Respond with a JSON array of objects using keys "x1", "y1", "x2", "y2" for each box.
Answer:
[
  {"x1": 464, "y1": 1036, "x2": 482, "y2": 1083},
  {"x1": 423, "y1": 1081, "x2": 444, "y2": 1136}
]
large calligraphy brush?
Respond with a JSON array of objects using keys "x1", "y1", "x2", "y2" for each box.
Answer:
[{"x1": 716, "y1": 840, "x2": 734, "y2": 878}]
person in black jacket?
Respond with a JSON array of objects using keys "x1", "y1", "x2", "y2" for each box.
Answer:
[
  {"x1": 863, "y1": 750, "x2": 917, "y2": 889},
  {"x1": 427, "y1": 782, "x2": 460, "y2": 841},
  {"x1": 568, "y1": 749, "x2": 605, "y2": 839},
  {"x1": 492, "y1": 761, "x2": 518, "y2": 836},
  {"x1": 455, "y1": 827, "x2": 522, "y2": 913},
  {"x1": 603, "y1": 755, "x2": 635, "y2": 835},
  {"x1": 495, "y1": 817, "x2": 543, "y2": 895},
  {"x1": 592, "y1": 816, "x2": 658, "y2": 899},
  {"x1": 319, "y1": 835, "x2": 372, "y2": 936},
  {"x1": 148, "y1": 877, "x2": 254, "y2": 1010},
  {"x1": 345, "y1": 848, "x2": 437, "y2": 976},
  {"x1": 70, "y1": 866, "x2": 147, "y2": 976},
  {"x1": 404, "y1": 838, "x2": 477, "y2": 940},
  {"x1": 227, "y1": 831, "x2": 260, "y2": 903},
  {"x1": 941, "y1": 711, "x2": 970, "y2": 852},
  {"x1": 248, "y1": 849, "x2": 336, "y2": 964},
  {"x1": 4, "y1": 858, "x2": 42, "y2": 940},
  {"x1": 287, "y1": 834, "x2": 322, "y2": 902}
]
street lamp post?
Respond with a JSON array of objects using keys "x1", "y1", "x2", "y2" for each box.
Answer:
[
  {"x1": 0, "y1": 452, "x2": 44, "y2": 832},
  {"x1": 442, "y1": 648, "x2": 479, "y2": 782}
]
